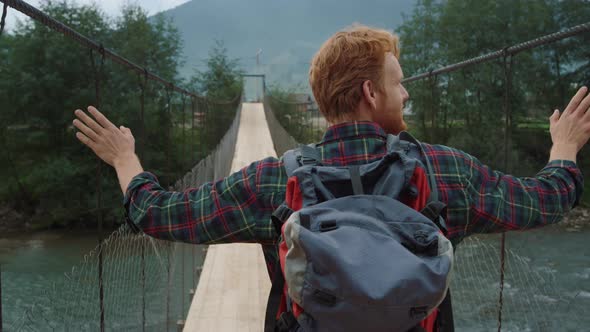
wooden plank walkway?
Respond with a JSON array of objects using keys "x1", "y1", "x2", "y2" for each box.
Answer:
[{"x1": 184, "y1": 103, "x2": 275, "y2": 331}]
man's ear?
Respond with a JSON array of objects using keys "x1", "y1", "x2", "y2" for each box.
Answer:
[{"x1": 362, "y1": 80, "x2": 377, "y2": 110}]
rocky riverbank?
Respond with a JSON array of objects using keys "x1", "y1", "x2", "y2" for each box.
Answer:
[{"x1": 558, "y1": 206, "x2": 590, "y2": 231}]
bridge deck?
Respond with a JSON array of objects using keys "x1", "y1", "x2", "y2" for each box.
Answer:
[{"x1": 184, "y1": 103, "x2": 275, "y2": 331}]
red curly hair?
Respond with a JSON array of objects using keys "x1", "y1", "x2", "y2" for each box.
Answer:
[{"x1": 309, "y1": 24, "x2": 400, "y2": 122}]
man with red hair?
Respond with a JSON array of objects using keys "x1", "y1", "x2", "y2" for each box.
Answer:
[{"x1": 73, "y1": 25, "x2": 588, "y2": 331}]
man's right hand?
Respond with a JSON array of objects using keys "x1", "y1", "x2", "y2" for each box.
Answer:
[
  {"x1": 549, "y1": 86, "x2": 590, "y2": 163},
  {"x1": 74, "y1": 106, "x2": 144, "y2": 194}
]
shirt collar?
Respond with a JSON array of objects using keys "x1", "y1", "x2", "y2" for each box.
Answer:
[{"x1": 320, "y1": 121, "x2": 388, "y2": 144}]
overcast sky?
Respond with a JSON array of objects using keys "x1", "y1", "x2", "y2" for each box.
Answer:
[{"x1": 3, "y1": 0, "x2": 190, "y2": 31}]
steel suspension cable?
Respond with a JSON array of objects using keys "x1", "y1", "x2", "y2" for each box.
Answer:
[
  {"x1": 0, "y1": 0, "x2": 237, "y2": 104},
  {"x1": 403, "y1": 22, "x2": 590, "y2": 84}
]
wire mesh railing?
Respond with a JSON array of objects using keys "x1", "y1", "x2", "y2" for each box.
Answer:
[
  {"x1": 263, "y1": 96, "x2": 300, "y2": 156},
  {"x1": 6, "y1": 100, "x2": 242, "y2": 332},
  {"x1": 264, "y1": 93, "x2": 327, "y2": 152}
]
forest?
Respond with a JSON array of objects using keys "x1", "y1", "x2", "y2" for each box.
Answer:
[
  {"x1": 0, "y1": 2, "x2": 243, "y2": 231},
  {"x1": 1, "y1": 0, "x2": 589, "y2": 232}
]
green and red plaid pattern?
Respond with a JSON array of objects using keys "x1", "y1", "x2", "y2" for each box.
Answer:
[{"x1": 124, "y1": 121, "x2": 583, "y2": 274}]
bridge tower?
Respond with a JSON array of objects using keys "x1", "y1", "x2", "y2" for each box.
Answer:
[{"x1": 241, "y1": 74, "x2": 266, "y2": 102}]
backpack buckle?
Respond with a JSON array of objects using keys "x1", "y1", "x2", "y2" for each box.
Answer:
[
  {"x1": 298, "y1": 155, "x2": 320, "y2": 166},
  {"x1": 298, "y1": 144, "x2": 321, "y2": 166}
]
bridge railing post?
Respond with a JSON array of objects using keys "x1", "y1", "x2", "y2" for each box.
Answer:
[
  {"x1": 141, "y1": 240, "x2": 146, "y2": 332},
  {"x1": 496, "y1": 51, "x2": 514, "y2": 332},
  {"x1": 166, "y1": 193, "x2": 173, "y2": 332},
  {"x1": 176, "y1": 243, "x2": 186, "y2": 330},
  {"x1": 89, "y1": 46, "x2": 106, "y2": 332}
]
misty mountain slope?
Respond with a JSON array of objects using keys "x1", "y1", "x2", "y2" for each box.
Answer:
[{"x1": 160, "y1": 0, "x2": 416, "y2": 89}]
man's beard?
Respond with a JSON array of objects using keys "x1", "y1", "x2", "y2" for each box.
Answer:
[{"x1": 385, "y1": 119, "x2": 407, "y2": 135}]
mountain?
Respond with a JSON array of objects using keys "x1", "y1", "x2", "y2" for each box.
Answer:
[{"x1": 159, "y1": 0, "x2": 416, "y2": 91}]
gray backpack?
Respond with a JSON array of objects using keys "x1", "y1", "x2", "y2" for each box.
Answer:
[{"x1": 264, "y1": 132, "x2": 454, "y2": 332}]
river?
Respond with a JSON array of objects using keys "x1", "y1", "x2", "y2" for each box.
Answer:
[{"x1": 0, "y1": 224, "x2": 588, "y2": 331}]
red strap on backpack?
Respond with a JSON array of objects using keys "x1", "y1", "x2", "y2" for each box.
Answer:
[
  {"x1": 400, "y1": 166, "x2": 439, "y2": 331},
  {"x1": 275, "y1": 176, "x2": 304, "y2": 319}
]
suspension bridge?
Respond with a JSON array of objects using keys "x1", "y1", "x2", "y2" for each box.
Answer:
[{"x1": 1, "y1": 0, "x2": 590, "y2": 331}]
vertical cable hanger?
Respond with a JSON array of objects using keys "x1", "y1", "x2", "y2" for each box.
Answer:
[
  {"x1": 165, "y1": 84, "x2": 172, "y2": 186},
  {"x1": 89, "y1": 45, "x2": 106, "y2": 332},
  {"x1": 0, "y1": 2, "x2": 8, "y2": 37},
  {"x1": 137, "y1": 68, "x2": 148, "y2": 155},
  {"x1": 497, "y1": 48, "x2": 514, "y2": 332},
  {"x1": 428, "y1": 68, "x2": 439, "y2": 142},
  {"x1": 190, "y1": 96, "x2": 196, "y2": 167},
  {"x1": 135, "y1": 68, "x2": 148, "y2": 332},
  {"x1": 180, "y1": 93, "x2": 187, "y2": 176}
]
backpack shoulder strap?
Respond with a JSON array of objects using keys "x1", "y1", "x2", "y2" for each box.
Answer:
[
  {"x1": 282, "y1": 143, "x2": 321, "y2": 177},
  {"x1": 396, "y1": 132, "x2": 439, "y2": 202},
  {"x1": 396, "y1": 133, "x2": 455, "y2": 330},
  {"x1": 275, "y1": 143, "x2": 321, "y2": 234},
  {"x1": 282, "y1": 149, "x2": 301, "y2": 178}
]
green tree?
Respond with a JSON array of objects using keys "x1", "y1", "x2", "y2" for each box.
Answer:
[
  {"x1": 0, "y1": 1, "x2": 189, "y2": 229},
  {"x1": 1, "y1": 1, "x2": 111, "y2": 226},
  {"x1": 108, "y1": 5, "x2": 185, "y2": 185},
  {"x1": 398, "y1": 0, "x2": 445, "y2": 142},
  {"x1": 190, "y1": 41, "x2": 243, "y2": 151},
  {"x1": 397, "y1": 0, "x2": 588, "y2": 174},
  {"x1": 555, "y1": 0, "x2": 590, "y2": 93},
  {"x1": 192, "y1": 40, "x2": 243, "y2": 100}
]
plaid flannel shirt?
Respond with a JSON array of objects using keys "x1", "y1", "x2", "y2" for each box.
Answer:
[{"x1": 123, "y1": 121, "x2": 583, "y2": 276}]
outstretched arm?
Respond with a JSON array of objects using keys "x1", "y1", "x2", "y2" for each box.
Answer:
[
  {"x1": 73, "y1": 106, "x2": 143, "y2": 194},
  {"x1": 462, "y1": 86, "x2": 589, "y2": 234},
  {"x1": 73, "y1": 106, "x2": 284, "y2": 244}
]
